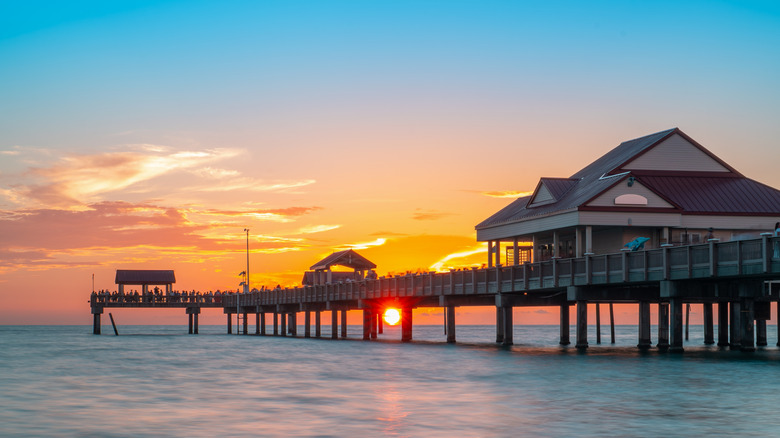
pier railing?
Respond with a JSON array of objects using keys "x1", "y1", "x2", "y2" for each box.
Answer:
[{"x1": 224, "y1": 236, "x2": 779, "y2": 308}]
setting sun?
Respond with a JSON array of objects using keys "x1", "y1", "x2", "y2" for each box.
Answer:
[{"x1": 383, "y1": 308, "x2": 401, "y2": 326}]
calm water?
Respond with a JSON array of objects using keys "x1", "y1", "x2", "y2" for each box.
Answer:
[{"x1": 2, "y1": 324, "x2": 780, "y2": 437}]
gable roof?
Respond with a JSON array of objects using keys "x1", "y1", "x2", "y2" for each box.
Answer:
[
  {"x1": 310, "y1": 249, "x2": 376, "y2": 271},
  {"x1": 477, "y1": 128, "x2": 780, "y2": 231},
  {"x1": 115, "y1": 270, "x2": 176, "y2": 285}
]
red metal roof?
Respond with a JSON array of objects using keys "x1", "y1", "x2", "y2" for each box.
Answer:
[{"x1": 639, "y1": 176, "x2": 780, "y2": 215}]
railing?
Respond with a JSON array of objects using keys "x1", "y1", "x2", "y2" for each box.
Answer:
[
  {"x1": 217, "y1": 236, "x2": 780, "y2": 309},
  {"x1": 90, "y1": 293, "x2": 225, "y2": 306}
]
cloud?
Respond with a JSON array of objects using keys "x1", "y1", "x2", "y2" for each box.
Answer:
[
  {"x1": 480, "y1": 190, "x2": 534, "y2": 198},
  {"x1": 335, "y1": 238, "x2": 387, "y2": 251},
  {"x1": 412, "y1": 209, "x2": 455, "y2": 221},
  {"x1": 429, "y1": 244, "x2": 487, "y2": 272},
  {"x1": 295, "y1": 224, "x2": 341, "y2": 235}
]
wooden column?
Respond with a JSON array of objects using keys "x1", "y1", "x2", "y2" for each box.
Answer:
[
  {"x1": 495, "y1": 240, "x2": 501, "y2": 267},
  {"x1": 227, "y1": 313, "x2": 232, "y2": 334},
  {"x1": 495, "y1": 306, "x2": 504, "y2": 343},
  {"x1": 729, "y1": 301, "x2": 741, "y2": 350},
  {"x1": 487, "y1": 241, "x2": 494, "y2": 268},
  {"x1": 585, "y1": 226, "x2": 593, "y2": 254},
  {"x1": 740, "y1": 298, "x2": 755, "y2": 352},
  {"x1": 363, "y1": 310, "x2": 371, "y2": 340},
  {"x1": 341, "y1": 310, "x2": 347, "y2": 338},
  {"x1": 575, "y1": 300, "x2": 588, "y2": 349},
  {"x1": 401, "y1": 307, "x2": 413, "y2": 342},
  {"x1": 502, "y1": 306, "x2": 513, "y2": 346},
  {"x1": 446, "y1": 306, "x2": 456, "y2": 343},
  {"x1": 304, "y1": 311, "x2": 311, "y2": 338},
  {"x1": 331, "y1": 310, "x2": 338, "y2": 339},
  {"x1": 513, "y1": 237, "x2": 520, "y2": 265},
  {"x1": 756, "y1": 319, "x2": 767, "y2": 346},
  {"x1": 596, "y1": 303, "x2": 601, "y2": 344},
  {"x1": 669, "y1": 298, "x2": 684, "y2": 352},
  {"x1": 638, "y1": 301, "x2": 651, "y2": 350},
  {"x1": 657, "y1": 303, "x2": 669, "y2": 351},
  {"x1": 273, "y1": 312, "x2": 279, "y2": 336},
  {"x1": 703, "y1": 303, "x2": 714, "y2": 345},
  {"x1": 609, "y1": 303, "x2": 616, "y2": 344},
  {"x1": 717, "y1": 302, "x2": 729, "y2": 347},
  {"x1": 559, "y1": 304, "x2": 570, "y2": 346},
  {"x1": 315, "y1": 311, "x2": 321, "y2": 338}
]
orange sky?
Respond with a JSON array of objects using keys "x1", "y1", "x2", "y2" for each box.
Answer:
[{"x1": 2, "y1": 1, "x2": 780, "y2": 326}]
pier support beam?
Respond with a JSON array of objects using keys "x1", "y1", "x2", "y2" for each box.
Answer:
[
  {"x1": 740, "y1": 298, "x2": 755, "y2": 352},
  {"x1": 255, "y1": 312, "x2": 260, "y2": 335},
  {"x1": 260, "y1": 312, "x2": 266, "y2": 336},
  {"x1": 243, "y1": 312, "x2": 248, "y2": 335},
  {"x1": 446, "y1": 305, "x2": 456, "y2": 343},
  {"x1": 575, "y1": 300, "x2": 588, "y2": 349},
  {"x1": 717, "y1": 302, "x2": 729, "y2": 347},
  {"x1": 227, "y1": 313, "x2": 232, "y2": 334},
  {"x1": 756, "y1": 319, "x2": 767, "y2": 347},
  {"x1": 669, "y1": 297, "x2": 684, "y2": 352},
  {"x1": 596, "y1": 303, "x2": 601, "y2": 344},
  {"x1": 315, "y1": 311, "x2": 321, "y2": 338},
  {"x1": 638, "y1": 301, "x2": 651, "y2": 350},
  {"x1": 341, "y1": 310, "x2": 347, "y2": 338},
  {"x1": 657, "y1": 303, "x2": 669, "y2": 351},
  {"x1": 92, "y1": 312, "x2": 102, "y2": 335},
  {"x1": 559, "y1": 304, "x2": 570, "y2": 346},
  {"x1": 273, "y1": 312, "x2": 279, "y2": 336},
  {"x1": 501, "y1": 305, "x2": 513, "y2": 346},
  {"x1": 378, "y1": 313, "x2": 383, "y2": 334},
  {"x1": 495, "y1": 306, "x2": 504, "y2": 344},
  {"x1": 401, "y1": 307, "x2": 413, "y2": 342},
  {"x1": 304, "y1": 311, "x2": 311, "y2": 338},
  {"x1": 703, "y1": 303, "x2": 714, "y2": 345},
  {"x1": 370, "y1": 310, "x2": 378, "y2": 339},
  {"x1": 363, "y1": 310, "x2": 371, "y2": 340},
  {"x1": 281, "y1": 312, "x2": 287, "y2": 337},
  {"x1": 187, "y1": 307, "x2": 200, "y2": 335},
  {"x1": 331, "y1": 310, "x2": 338, "y2": 339},
  {"x1": 729, "y1": 301, "x2": 741, "y2": 350}
]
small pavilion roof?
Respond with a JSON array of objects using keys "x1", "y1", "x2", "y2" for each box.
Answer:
[
  {"x1": 310, "y1": 249, "x2": 376, "y2": 271},
  {"x1": 115, "y1": 270, "x2": 176, "y2": 285}
]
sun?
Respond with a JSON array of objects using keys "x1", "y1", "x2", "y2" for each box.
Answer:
[{"x1": 383, "y1": 308, "x2": 401, "y2": 326}]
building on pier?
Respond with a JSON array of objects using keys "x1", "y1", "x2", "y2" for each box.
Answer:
[
  {"x1": 476, "y1": 128, "x2": 780, "y2": 265},
  {"x1": 302, "y1": 249, "x2": 377, "y2": 285},
  {"x1": 115, "y1": 269, "x2": 176, "y2": 295}
]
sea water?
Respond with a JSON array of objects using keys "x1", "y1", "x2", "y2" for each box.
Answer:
[{"x1": 2, "y1": 324, "x2": 780, "y2": 437}]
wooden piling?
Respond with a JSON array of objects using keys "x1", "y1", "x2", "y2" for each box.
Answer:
[
  {"x1": 657, "y1": 302, "x2": 669, "y2": 351},
  {"x1": 227, "y1": 313, "x2": 232, "y2": 335},
  {"x1": 609, "y1": 302, "x2": 616, "y2": 344},
  {"x1": 495, "y1": 306, "x2": 504, "y2": 344},
  {"x1": 446, "y1": 305, "x2": 456, "y2": 343},
  {"x1": 340, "y1": 310, "x2": 347, "y2": 338},
  {"x1": 596, "y1": 303, "x2": 601, "y2": 344},
  {"x1": 717, "y1": 302, "x2": 729, "y2": 347},
  {"x1": 378, "y1": 313, "x2": 383, "y2": 334},
  {"x1": 92, "y1": 312, "x2": 101, "y2": 335},
  {"x1": 260, "y1": 312, "x2": 266, "y2": 335},
  {"x1": 315, "y1": 310, "x2": 321, "y2": 337},
  {"x1": 304, "y1": 311, "x2": 311, "y2": 338},
  {"x1": 685, "y1": 303, "x2": 690, "y2": 341},
  {"x1": 255, "y1": 312, "x2": 260, "y2": 335},
  {"x1": 243, "y1": 312, "x2": 248, "y2": 335},
  {"x1": 109, "y1": 313, "x2": 119, "y2": 336},
  {"x1": 501, "y1": 306, "x2": 513, "y2": 346},
  {"x1": 559, "y1": 304, "x2": 570, "y2": 346},
  {"x1": 370, "y1": 310, "x2": 378, "y2": 339},
  {"x1": 729, "y1": 301, "x2": 741, "y2": 350},
  {"x1": 740, "y1": 298, "x2": 755, "y2": 352},
  {"x1": 363, "y1": 310, "x2": 371, "y2": 340},
  {"x1": 401, "y1": 307, "x2": 412, "y2": 342},
  {"x1": 281, "y1": 312, "x2": 287, "y2": 337},
  {"x1": 331, "y1": 309, "x2": 338, "y2": 339},
  {"x1": 188, "y1": 313, "x2": 193, "y2": 334},
  {"x1": 638, "y1": 301, "x2": 651, "y2": 350},
  {"x1": 575, "y1": 300, "x2": 588, "y2": 349},
  {"x1": 669, "y1": 298, "x2": 684, "y2": 352},
  {"x1": 703, "y1": 303, "x2": 714, "y2": 345},
  {"x1": 756, "y1": 319, "x2": 767, "y2": 346}
]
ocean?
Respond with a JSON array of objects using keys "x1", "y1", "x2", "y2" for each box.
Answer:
[{"x1": 2, "y1": 324, "x2": 780, "y2": 437}]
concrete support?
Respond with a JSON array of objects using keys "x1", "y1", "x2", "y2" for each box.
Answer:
[
  {"x1": 341, "y1": 310, "x2": 347, "y2": 338},
  {"x1": 487, "y1": 241, "x2": 494, "y2": 268},
  {"x1": 501, "y1": 306, "x2": 513, "y2": 346},
  {"x1": 194, "y1": 312, "x2": 199, "y2": 335},
  {"x1": 446, "y1": 306, "x2": 456, "y2": 343},
  {"x1": 559, "y1": 304, "x2": 570, "y2": 346},
  {"x1": 93, "y1": 312, "x2": 101, "y2": 335},
  {"x1": 243, "y1": 312, "x2": 248, "y2": 335},
  {"x1": 260, "y1": 312, "x2": 266, "y2": 336},
  {"x1": 370, "y1": 310, "x2": 378, "y2": 339},
  {"x1": 289, "y1": 313, "x2": 297, "y2": 336},
  {"x1": 227, "y1": 313, "x2": 232, "y2": 334},
  {"x1": 378, "y1": 313, "x2": 383, "y2": 334},
  {"x1": 576, "y1": 300, "x2": 588, "y2": 349},
  {"x1": 331, "y1": 310, "x2": 338, "y2": 339},
  {"x1": 657, "y1": 303, "x2": 669, "y2": 351},
  {"x1": 280, "y1": 312, "x2": 287, "y2": 337},
  {"x1": 315, "y1": 311, "x2": 321, "y2": 338},
  {"x1": 777, "y1": 301, "x2": 780, "y2": 347},
  {"x1": 363, "y1": 310, "x2": 371, "y2": 340},
  {"x1": 669, "y1": 297, "x2": 684, "y2": 352},
  {"x1": 609, "y1": 303, "x2": 616, "y2": 344},
  {"x1": 401, "y1": 307, "x2": 413, "y2": 342},
  {"x1": 304, "y1": 311, "x2": 311, "y2": 338},
  {"x1": 638, "y1": 301, "x2": 651, "y2": 350},
  {"x1": 273, "y1": 312, "x2": 279, "y2": 336},
  {"x1": 596, "y1": 303, "x2": 601, "y2": 344},
  {"x1": 255, "y1": 312, "x2": 260, "y2": 335},
  {"x1": 188, "y1": 313, "x2": 193, "y2": 334},
  {"x1": 701, "y1": 303, "x2": 714, "y2": 345},
  {"x1": 729, "y1": 301, "x2": 741, "y2": 350},
  {"x1": 756, "y1": 319, "x2": 767, "y2": 346},
  {"x1": 740, "y1": 298, "x2": 755, "y2": 352},
  {"x1": 717, "y1": 302, "x2": 729, "y2": 347},
  {"x1": 495, "y1": 306, "x2": 504, "y2": 343}
]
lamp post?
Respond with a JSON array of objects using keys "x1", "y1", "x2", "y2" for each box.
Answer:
[{"x1": 243, "y1": 228, "x2": 250, "y2": 292}]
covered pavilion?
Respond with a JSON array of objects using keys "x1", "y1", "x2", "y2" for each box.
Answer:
[
  {"x1": 302, "y1": 249, "x2": 376, "y2": 285},
  {"x1": 115, "y1": 269, "x2": 176, "y2": 295}
]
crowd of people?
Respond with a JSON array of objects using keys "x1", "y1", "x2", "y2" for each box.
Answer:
[{"x1": 91, "y1": 287, "x2": 227, "y2": 304}]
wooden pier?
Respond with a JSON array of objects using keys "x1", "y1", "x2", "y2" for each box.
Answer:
[{"x1": 91, "y1": 235, "x2": 780, "y2": 352}]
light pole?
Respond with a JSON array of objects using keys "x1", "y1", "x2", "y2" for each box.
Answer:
[{"x1": 243, "y1": 228, "x2": 250, "y2": 292}]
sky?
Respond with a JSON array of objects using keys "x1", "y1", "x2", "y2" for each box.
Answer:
[{"x1": 1, "y1": 0, "x2": 780, "y2": 326}]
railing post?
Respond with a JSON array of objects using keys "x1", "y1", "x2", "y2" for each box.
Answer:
[
  {"x1": 762, "y1": 234, "x2": 771, "y2": 273},
  {"x1": 449, "y1": 270, "x2": 455, "y2": 295},
  {"x1": 496, "y1": 266, "x2": 502, "y2": 293},
  {"x1": 604, "y1": 254, "x2": 610, "y2": 284},
  {"x1": 737, "y1": 240, "x2": 743, "y2": 275},
  {"x1": 662, "y1": 246, "x2": 670, "y2": 280},
  {"x1": 522, "y1": 263, "x2": 529, "y2": 290},
  {"x1": 688, "y1": 245, "x2": 693, "y2": 278},
  {"x1": 709, "y1": 240, "x2": 718, "y2": 277},
  {"x1": 552, "y1": 258, "x2": 558, "y2": 288},
  {"x1": 585, "y1": 253, "x2": 592, "y2": 285},
  {"x1": 622, "y1": 251, "x2": 628, "y2": 282}
]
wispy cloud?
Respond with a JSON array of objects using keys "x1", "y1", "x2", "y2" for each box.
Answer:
[
  {"x1": 335, "y1": 238, "x2": 387, "y2": 251},
  {"x1": 295, "y1": 224, "x2": 341, "y2": 235},
  {"x1": 429, "y1": 244, "x2": 487, "y2": 272},
  {"x1": 412, "y1": 209, "x2": 455, "y2": 221},
  {"x1": 480, "y1": 190, "x2": 533, "y2": 198}
]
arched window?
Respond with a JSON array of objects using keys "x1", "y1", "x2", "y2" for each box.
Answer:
[{"x1": 614, "y1": 194, "x2": 648, "y2": 206}]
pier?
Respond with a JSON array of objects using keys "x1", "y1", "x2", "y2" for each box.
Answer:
[{"x1": 91, "y1": 235, "x2": 780, "y2": 352}]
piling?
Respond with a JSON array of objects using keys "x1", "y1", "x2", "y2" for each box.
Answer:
[
  {"x1": 669, "y1": 297, "x2": 684, "y2": 352},
  {"x1": 756, "y1": 319, "x2": 767, "y2": 346},
  {"x1": 227, "y1": 313, "x2": 232, "y2": 334},
  {"x1": 740, "y1": 298, "x2": 755, "y2": 352},
  {"x1": 730, "y1": 301, "x2": 741, "y2": 350},
  {"x1": 657, "y1": 302, "x2": 669, "y2": 351},
  {"x1": 315, "y1": 311, "x2": 321, "y2": 338},
  {"x1": 703, "y1": 303, "x2": 714, "y2": 345},
  {"x1": 109, "y1": 313, "x2": 119, "y2": 336},
  {"x1": 596, "y1": 303, "x2": 601, "y2": 344},
  {"x1": 401, "y1": 307, "x2": 413, "y2": 342},
  {"x1": 281, "y1": 312, "x2": 287, "y2": 337},
  {"x1": 331, "y1": 309, "x2": 338, "y2": 339},
  {"x1": 609, "y1": 302, "x2": 616, "y2": 344},
  {"x1": 559, "y1": 304, "x2": 570, "y2": 346},
  {"x1": 638, "y1": 301, "x2": 651, "y2": 350},
  {"x1": 446, "y1": 305, "x2": 456, "y2": 343},
  {"x1": 304, "y1": 311, "x2": 311, "y2": 338},
  {"x1": 341, "y1": 310, "x2": 347, "y2": 338},
  {"x1": 495, "y1": 306, "x2": 504, "y2": 344},
  {"x1": 575, "y1": 300, "x2": 588, "y2": 349},
  {"x1": 717, "y1": 302, "x2": 729, "y2": 347}
]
